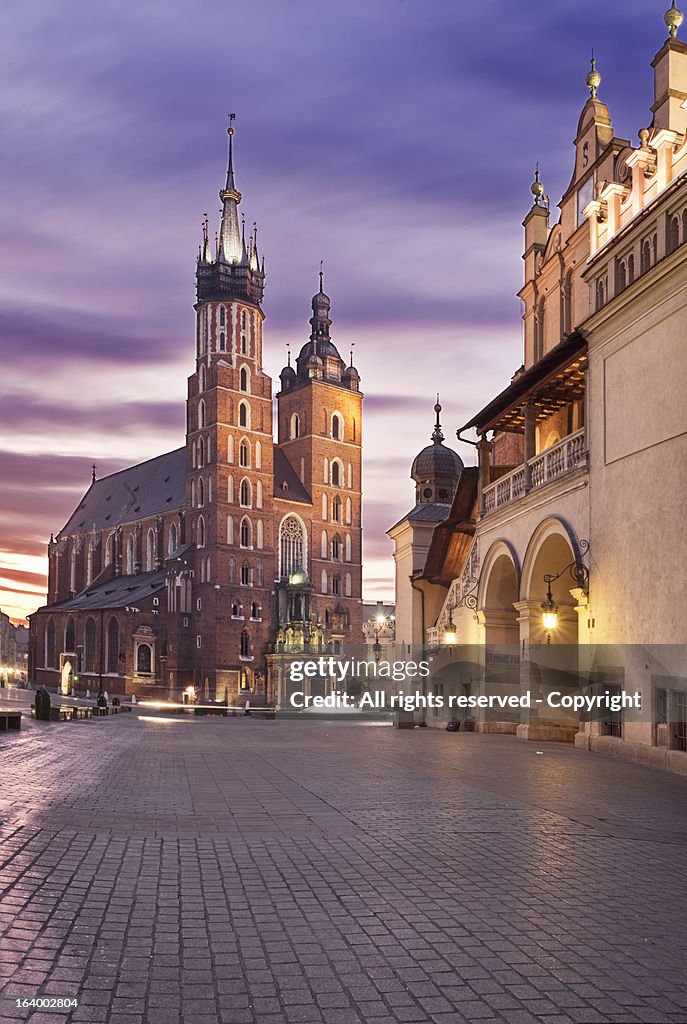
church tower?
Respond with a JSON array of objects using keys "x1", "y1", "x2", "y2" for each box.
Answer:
[
  {"x1": 276, "y1": 274, "x2": 364, "y2": 649},
  {"x1": 187, "y1": 122, "x2": 275, "y2": 699}
]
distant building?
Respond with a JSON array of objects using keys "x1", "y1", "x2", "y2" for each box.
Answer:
[
  {"x1": 29, "y1": 128, "x2": 364, "y2": 704},
  {"x1": 387, "y1": 401, "x2": 464, "y2": 652}
]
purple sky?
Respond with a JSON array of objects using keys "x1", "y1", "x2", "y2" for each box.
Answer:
[{"x1": 0, "y1": 0, "x2": 669, "y2": 622}]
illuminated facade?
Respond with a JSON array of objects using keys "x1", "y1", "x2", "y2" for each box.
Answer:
[
  {"x1": 29, "y1": 130, "x2": 364, "y2": 704},
  {"x1": 408, "y1": 10, "x2": 687, "y2": 769}
]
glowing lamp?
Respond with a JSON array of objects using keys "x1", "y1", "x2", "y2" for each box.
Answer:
[{"x1": 541, "y1": 583, "x2": 559, "y2": 642}]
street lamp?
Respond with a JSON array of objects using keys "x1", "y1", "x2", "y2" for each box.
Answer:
[
  {"x1": 541, "y1": 542, "x2": 590, "y2": 644},
  {"x1": 442, "y1": 605, "x2": 458, "y2": 648}
]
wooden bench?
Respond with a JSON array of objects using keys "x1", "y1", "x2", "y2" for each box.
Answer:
[{"x1": 0, "y1": 709, "x2": 21, "y2": 731}]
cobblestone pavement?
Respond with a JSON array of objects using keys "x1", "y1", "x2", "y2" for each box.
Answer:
[{"x1": 1, "y1": 707, "x2": 687, "y2": 1024}]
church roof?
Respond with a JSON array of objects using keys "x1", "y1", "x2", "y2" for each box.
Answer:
[
  {"x1": 273, "y1": 449, "x2": 312, "y2": 505},
  {"x1": 43, "y1": 568, "x2": 169, "y2": 612},
  {"x1": 60, "y1": 448, "x2": 186, "y2": 537}
]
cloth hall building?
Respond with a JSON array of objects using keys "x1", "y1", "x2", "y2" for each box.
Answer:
[
  {"x1": 391, "y1": 8, "x2": 687, "y2": 772},
  {"x1": 28, "y1": 130, "x2": 364, "y2": 704}
]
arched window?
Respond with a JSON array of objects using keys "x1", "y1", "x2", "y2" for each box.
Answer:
[
  {"x1": 198, "y1": 477, "x2": 205, "y2": 507},
  {"x1": 256, "y1": 480, "x2": 263, "y2": 509},
  {"x1": 668, "y1": 214, "x2": 680, "y2": 255},
  {"x1": 332, "y1": 575, "x2": 340, "y2": 596},
  {"x1": 641, "y1": 237, "x2": 652, "y2": 274},
  {"x1": 345, "y1": 572, "x2": 352, "y2": 597},
  {"x1": 144, "y1": 529, "x2": 154, "y2": 571},
  {"x1": 219, "y1": 305, "x2": 226, "y2": 326},
  {"x1": 241, "y1": 310, "x2": 247, "y2": 329},
  {"x1": 198, "y1": 515, "x2": 206, "y2": 548},
  {"x1": 191, "y1": 479, "x2": 196, "y2": 507},
  {"x1": 227, "y1": 476, "x2": 234, "y2": 502},
  {"x1": 331, "y1": 460, "x2": 342, "y2": 486},
  {"x1": 168, "y1": 522, "x2": 178, "y2": 556},
  {"x1": 84, "y1": 617, "x2": 97, "y2": 672},
  {"x1": 239, "y1": 401, "x2": 249, "y2": 428},
  {"x1": 136, "y1": 643, "x2": 152, "y2": 674},
  {"x1": 65, "y1": 617, "x2": 75, "y2": 654},
  {"x1": 255, "y1": 441, "x2": 262, "y2": 469},
  {"x1": 228, "y1": 435, "x2": 235, "y2": 463},
  {"x1": 198, "y1": 436, "x2": 205, "y2": 467},
  {"x1": 279, "y1": 515, "x2": 307, "y2": 579},
  {"x1": 240, "y1": 366, "x2": 248, "y2": 392},
  {"x1": 321, "y1": 570, "x2": 328, "y2": 594},
  {"x1": 106, "y1": 617, "x2": 119, "y2": 673},
  {"x1": 331, "y1": 412, "x2": 343, "y2": 440},
  {"x1": 240, "y1": 630, "x2": 250, "y2": 657},
  {"x1": 256, "y1": 561, "x2": 263, "y2": 586},
  {"x1": 345, "y1": 534, "x2": 352, "y2": 561},
  {"x1": 227, "y1": 515, "x2": 234, "y2": 545},
  {"x1": 239, "y1": 439, "x2": 250, "y2": 467},
  {"x1": 45, "y1": 618, "x2": 56, "y2": 668},
  {"x1": 332, "y1": 496, "x2": 342, "y2": 523},
  {"x1": 240, "y1": 478, "x2": 251, "y2": 507},
  {"x1": 219, "y1": 331, "x2": 226, "y2": 351},
  {"x1": 256, "y1": 520, "x2": 264, "y2": 549},
  {"x1": 348, "y1": 463, "x2": 352, "y2": 488},
  {"x1": 105, "y1": 533, "x2": 113, "y2": 566},
  {"x1": 70, "y1": 548, "x2": 76, "y2": 592},
  {"x1": 290, "y1": 413, "x2": 300, "y2": 439},
  {"x1": 240, "y1": 516, "x2": 251, "y2": 548},
  {"x1": 199, "y1": 364, "x2": 207, "y2": 392},
  {"x1": 345, "y1": 497, "x2": 352, "y2": 525},
  {"x1": 241, "y1": 561, "x2": 251, "y2": 586},
  {"x1": 251, "y1": 601, "x2": 260, "y2": 620},
  {"x1": 126, "y1": 535, "x2": 135, "y2": 575},
  {"x1": 332, "y1": 535, "x2": 341, "y2": 561},
  {"x1": 322, "y1": 494, "x2": 328, "y2": 520},
  {"x1": 321, "y1": 529, "x2": 328, "y2": 559},
  {"x1": 198, "y1": 400, "x2": 206, "y2": 429},
  {"x1": 325, "y1": 607, "x2": 332, "y2": 628},
  {"x1": 232, "y1": 599, "x2": 241, "y2": 617},
  {"x1": 323, "y1": 457, "x2": 329, "y2": 484},
  {"x1": 228, "y1": 558, "x2": 236, "y2": 583}
]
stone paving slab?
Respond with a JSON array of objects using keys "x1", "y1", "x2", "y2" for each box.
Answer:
[{"x1": 1, "y1": 714, "x2": 687, "y2": 1022}]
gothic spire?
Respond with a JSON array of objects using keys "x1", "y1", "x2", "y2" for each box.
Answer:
[{"x1": 218, "y1": 116, "x2": 244, "y2": 265}]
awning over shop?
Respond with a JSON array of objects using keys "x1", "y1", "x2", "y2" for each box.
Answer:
[{"x1": 460, "y1": 332, "x2": 588, "y2": 435}]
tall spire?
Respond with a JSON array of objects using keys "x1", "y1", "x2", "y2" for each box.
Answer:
[
  {"x1": 432, "y1": 396, "x2": 444, "y2": 444},
  {"x1": 219, "y1": 115, "x2": 244, "y2": 265}
]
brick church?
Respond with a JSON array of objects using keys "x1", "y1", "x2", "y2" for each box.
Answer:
[{"x1": 28, "y1": 127, "x2": 364, "y2": 705}]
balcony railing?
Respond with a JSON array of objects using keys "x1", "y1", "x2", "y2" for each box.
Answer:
[{"x1": 482, "y1": 428, "x2": 587, "y2": 516}]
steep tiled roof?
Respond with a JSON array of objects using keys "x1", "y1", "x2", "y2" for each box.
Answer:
[
  {"x1": 273, "y1": 449, "x2": 312, "y2": 505},
  {"x1": 60, "y1": 449, "x2": 186, "y2": 536}
]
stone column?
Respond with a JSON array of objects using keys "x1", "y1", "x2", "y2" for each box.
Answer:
[
  {"x1": 523, "y1": 405, "x2": 536, "y2": 491},
  {"x1": 476, "y1": 435, "x2": 492, "y2": 515}
]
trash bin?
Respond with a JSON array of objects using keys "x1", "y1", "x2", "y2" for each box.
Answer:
[{"x1": 35, "y1": 687, "x2": 51, "y2": 722}]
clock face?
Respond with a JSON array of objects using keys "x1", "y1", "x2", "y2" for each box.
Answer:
[{"x1": 423, "y1": 488, "x2": 432, "y2": 499}]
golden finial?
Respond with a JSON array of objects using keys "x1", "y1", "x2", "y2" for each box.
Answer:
[
  {"x1": 228, "y1": 112, "x2": 235, "y2": 136},
  {"x1": 665, "y1": 1, "x2": 683, "y2": 38},
  {"x1": 530, "y1": 164, "x2": 544, "y2": 205},
  {"x1": 586, "y1": 51, "x2": 601, "y2": 99}
]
